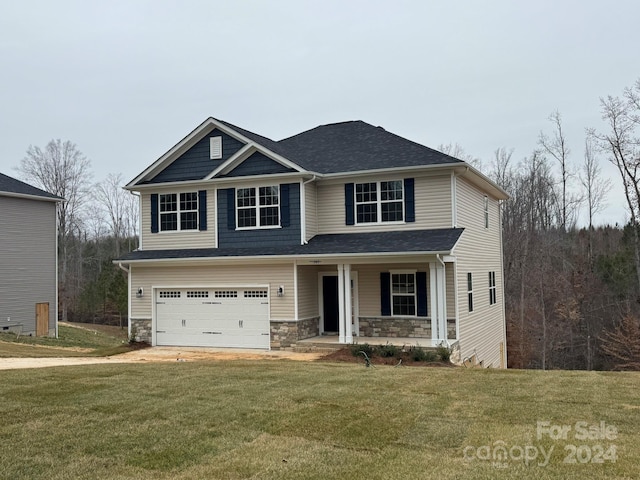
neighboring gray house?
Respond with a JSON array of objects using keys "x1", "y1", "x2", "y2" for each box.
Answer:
[{"x1": 0, "y1": 173, "x2": 61, "y2": 337}]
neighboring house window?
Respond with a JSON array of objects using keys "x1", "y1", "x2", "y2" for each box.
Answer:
[
  {"x1": 484, "y1": 195, "x2": 489, "y2": 228},
  {"x1": 236, "y1": 186, "x2": 279, "y2": 228},
  {"x1": 210, "y1": 136, "x2": 222, "y2": 159},
  {"x1": 355, "y1": 180, "x2": 404, "y2": 223},
  {"x1": 159, "y1": 192, "x2": 198, "y2": 231},
  {"x1": 391, "y1": 272, "x2": 416, "y2": 316},
  {"x1": 489, "y1": 271, "x2": 496, "y2": 305},
  {"x1": 467, "y1": 273, "x2": 474, "y2": 313}
]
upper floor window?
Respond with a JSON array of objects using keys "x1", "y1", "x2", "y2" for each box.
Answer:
[
  {"x1": 237, "y1": 186, "x2": 279, "y2": 229},
  {"x1": 355, "y1": 180, "x2": 404, "y2": 224},
  {"x1": 159, "y1": 192, "x2": 198, "y2": 231},
  {"x1": 467, "y1": 272, "x2": 474, "y2": 313},
  {"x1": 484, "y1": 195, "x2": 489, "y2": 228},
  {"x1": 488, "y1": 271, "x2": 496, "y2": 305}
]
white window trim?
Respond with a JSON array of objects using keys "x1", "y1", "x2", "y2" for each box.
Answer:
[
  {"x1": 236, "y1": 185, "x2": 281, "y2": 230},
  {"x1": 355, "y1": 180, "x2": 405, "y2": 225},
  {"x1": 159, "y1": 192, "x2": 199, "y2": 233},
  {"x1": 390, "y1": 269, "x2": 417, "y2": 317},
  {"x1": 210, "y1": 136, "x2": 222, "y2": 160}
]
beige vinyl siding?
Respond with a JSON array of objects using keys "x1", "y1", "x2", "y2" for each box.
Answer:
[
  {"x1": 0, "y1": 196, "x2": 57, "y2": 335},
  {"x1": 454, "y1": 177, "x2": 505, "y2": 367},
  {"x1": 446, "y1": 266, "x2": 456, "y2": 318},
  {"x1": 130, "y1": 262, "x2": 295, "y2": 320},
  {"x1": 141, "y1": 187, "x2": 216, "y2": 250},
  {"x1": 304, "y1": 182, "x2": 318, "y2": 241},
  {"x1": 297, "y1": 265, "x2": 319, "y2": 318},
  {"x1": 316, "y1": 174, "x2": 452, "y2": 234}
]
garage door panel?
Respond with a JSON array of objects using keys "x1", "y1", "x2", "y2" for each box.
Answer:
[{"x1": 155, "y1": 288, "x2": 270, "y2": 349}]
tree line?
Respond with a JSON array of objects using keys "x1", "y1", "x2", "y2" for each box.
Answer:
[
  {"x1": 14, "y1": 78, "x2": 640, "y2": 370},
  {"x1": 16, "y1": 142, "x2": 137, "y2": 327}
]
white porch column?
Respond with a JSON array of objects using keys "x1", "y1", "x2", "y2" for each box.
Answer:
[
  {"x1": 344, "y1": 264, "x2": 353, "y2": 344},
  {"x1": 337, "y1": 264, "x2": 346, "y2": 343},
  {"x1": 429, "y1": 260, "x2": 447, "y2": 342}
]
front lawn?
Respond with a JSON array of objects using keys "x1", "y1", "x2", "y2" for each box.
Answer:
[
  {"x1": 0, "y1": 323, "x2": 132, "y2": 357},
  {"x1": 0, "y1": 361, "x2": 638, "y2": 479}
]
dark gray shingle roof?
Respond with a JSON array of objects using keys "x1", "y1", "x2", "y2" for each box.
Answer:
[
  {"x1": 0, "y1": 172, "x2": 61, "y2": 200},
  {"x1": 276, "y1": 121, "x2": 463, "y2": 173},
  {"x1": 117, "y1": 228, "x2": 464, "y2": 262}
]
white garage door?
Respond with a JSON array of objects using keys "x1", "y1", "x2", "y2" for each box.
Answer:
[{"x1": 155, "y1": 288, "x2": 270, "y2": 349}]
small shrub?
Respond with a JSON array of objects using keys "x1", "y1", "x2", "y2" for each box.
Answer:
[
  {"x1": 378, "y1": 343, "x2": 399, "y2": 358},
  {"x1": 436, "y1": 343, "x2": 452, "y2": 362},
  {"x1": 351, "y1": 343, "x2": 374, "y2": 358},
  {"x1": 410, "y1": 346, "x2": 437, "y2": 362}
]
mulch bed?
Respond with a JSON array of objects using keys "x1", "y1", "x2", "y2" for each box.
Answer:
[{"x1": 319, "y1": 347, "x2": 455, "y2": 367}]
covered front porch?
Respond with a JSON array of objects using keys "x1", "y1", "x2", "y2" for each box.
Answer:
[{"x1": 291, "y1": 252, "x2": 459, "y2": 349}]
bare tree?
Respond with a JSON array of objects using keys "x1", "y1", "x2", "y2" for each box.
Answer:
[
  {"x1": 93, "y1": 173, "x2": 137, "y2": 257},
  {"x1": 438, "y1": 142, "x2": 483, "y2": 170},
  {"x1": 590, "y1": 87, "x2": 640, "y2": 293},
  {"x1": 539, "y1": 111, "x2": 575, "y2": 230},
  {"x1": 16, "y1": 139, "x2": 92, "y2": 321},
  {"x1": 580, "y1": 138, "x2": 611, "y2": 263}
]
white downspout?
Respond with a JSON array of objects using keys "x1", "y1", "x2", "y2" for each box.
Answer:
[{"x1": 301, "y1": 175, "x2": 317, "y2": 245}]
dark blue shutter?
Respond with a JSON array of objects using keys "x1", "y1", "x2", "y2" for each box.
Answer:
[
  {"x1": 227, "y1": 188, "x2": 235, "y2": 230},
  {"x1": 417, "y1": 272, "x2": 427, "y2": 317},
  {"x1": 404, "y1": 178, "x2": 415, "y2": 222},
  {"x1": 198, "y1": 190, "x2": 207, "y2": 231},
  {"x1": 380, "y1": 272, "x2": 391, "y2": 316},
  {"x1": 280, "y1": 184, "x2": 290, "y2": 227},
  {"x1": 345, "y1": 183, "x2": 355, "y2": 225},
  {"x1": 150, "y1": 194, "x2": 159, "y2": 233}
]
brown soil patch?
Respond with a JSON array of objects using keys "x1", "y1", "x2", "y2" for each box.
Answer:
[{"x1": 319, "y1": 347, "x2": 455, "y2": 367}]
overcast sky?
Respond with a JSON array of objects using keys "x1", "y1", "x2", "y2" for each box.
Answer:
[{"x1": 1, "y1": 0, "x2": 638, "y2": 226}]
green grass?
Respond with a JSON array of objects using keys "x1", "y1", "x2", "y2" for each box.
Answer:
[
  {"x1": 0, "y1": 362, "x2": 638, "y2": 479},
  {"x1": 0, "y1": 324, "x2": 131, "y2": 357}
]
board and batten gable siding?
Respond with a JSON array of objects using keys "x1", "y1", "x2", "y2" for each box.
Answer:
[
  {"x1": 454, "y1": 176, "x2": 505, "y2": 367},
  {"x1": 223, "y1": 152, "x2": 295, "y2": 177},
  {"x1": 0, "y1": 196, "x2": 57, "y2": 335},
  {"x1": 141, "y1": 186, "x2": 216, "y2": 250},
  {"x1": 130, "y1": 263, "x2": 295, "y2": 320},
  {"x1": 148, "y1": 129, "x2": 245, "y2": 183},
  {"x1": 217, "y1": 183, "x2": 301, "y2": 248},
  {"x1": 304, "y1": 182, "x2": 318, "y2": 242},
  {"x1": 316, "y1": 174, "x2": 452, "y2": 234}
]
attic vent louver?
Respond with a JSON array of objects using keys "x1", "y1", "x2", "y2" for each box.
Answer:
[{"x1": 210, "y1": 136, "x2": 222, "y2": 160}]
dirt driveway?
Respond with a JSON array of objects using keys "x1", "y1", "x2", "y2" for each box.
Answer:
[{"x1": 0, "y1": 347, "x2": 325, "y2": 370}]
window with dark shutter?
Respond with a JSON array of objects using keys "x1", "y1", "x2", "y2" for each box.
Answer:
[
  {"x1": 150, "y1": 194, "x2": 159, "y2": 233},
  {"x1": 345, "y1": 183, "x2": 355, "y2": 225},
  {"x1": 404, "y1": 178, "x2": 415, "y2": 223}
]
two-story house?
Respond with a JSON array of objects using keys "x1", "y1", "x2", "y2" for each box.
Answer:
[
  {"x1": 0, "y1": 172, "x2": 61, "y2": 337},
  {"x1": 118, "y1": 117, "x2": 508, "y2": 367}
]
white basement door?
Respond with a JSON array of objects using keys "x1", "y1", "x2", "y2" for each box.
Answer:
[{"x1": 155, "y1": 288, "x2": 270, "y2": 349}]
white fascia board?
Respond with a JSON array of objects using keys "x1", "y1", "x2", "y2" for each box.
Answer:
[
  {"x1": 319, "y1": 163, "x2": 461, "y2": 184},
  {"x1": 210, "y1": 143, "x2": 307, "y2": 177},
  {"x1": 0, "y1": 191, "x2": 63, "y2": 203},
  {"x1": 128, "y1": 171, "x2": 316, "y2": 192},
  {"x1": 455, "y1": 164, "x2": 509, "y2": 200},
  {"x1": 116, "y1": 250, "x2": 453, "y2": 267},
  {"x1": 205, "y1": 144, "x2": 256, "y2": 179}
]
